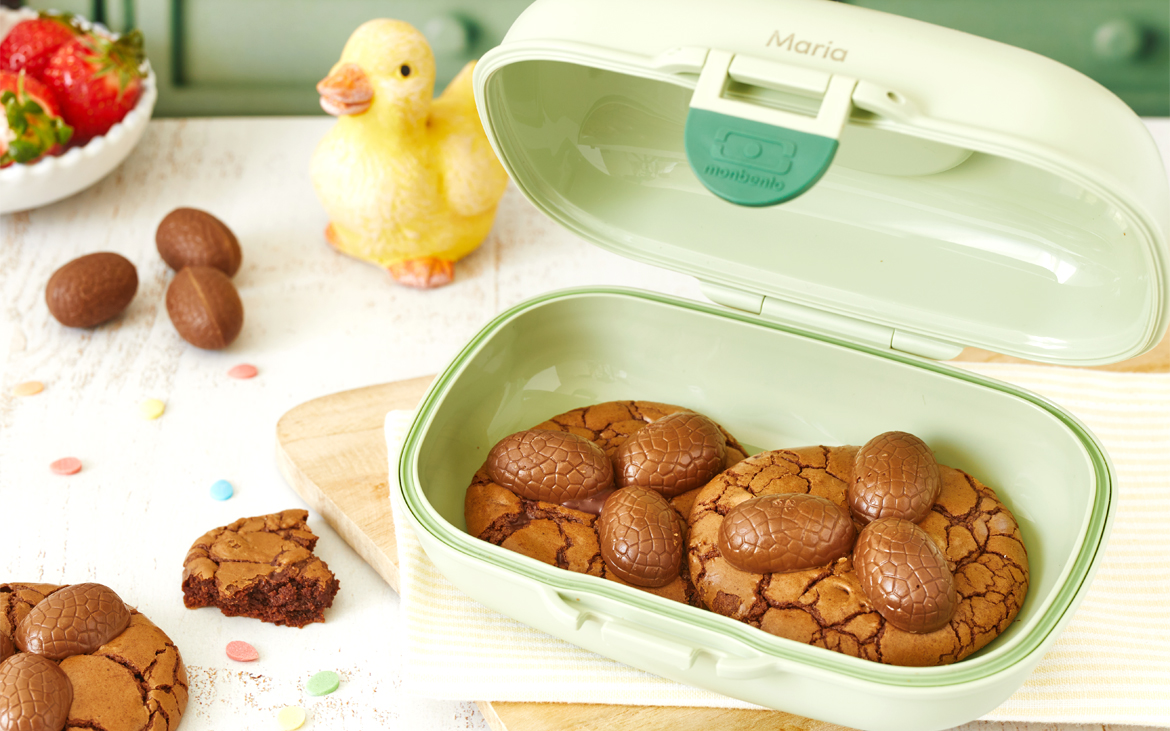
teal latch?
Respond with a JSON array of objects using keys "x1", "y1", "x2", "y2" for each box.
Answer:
[{"x1": 685, "y1": 50, "x2": 857, "y2": 207}]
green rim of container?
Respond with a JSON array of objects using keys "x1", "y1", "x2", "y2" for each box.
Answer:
[{"x1": 399, "y1": 286, "x2": 1113, "y2": 690}]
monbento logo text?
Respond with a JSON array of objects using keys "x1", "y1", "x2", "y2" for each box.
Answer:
[{"x1": 766, "y1": 32, "x2": 848, "y2": 62}]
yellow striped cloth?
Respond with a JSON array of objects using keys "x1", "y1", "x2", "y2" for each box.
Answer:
[{"x1": 386, "y1": 363, "x2": 1170, "y2": 724}]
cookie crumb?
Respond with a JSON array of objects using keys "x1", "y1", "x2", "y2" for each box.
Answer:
[
  {"x1": 225, "y1": 640, "x2": 258, "y2": 662},
  {"x1": 12, "y1": 381, "x2": 44, "y2": 396},
  {"x1": 228, "y1": 364, "x2": 258, "y2": 379},
  {"x1": 277, "y1": 706, "x2": 306, "y2": 730},
  {"x1": 50, "y1": 457, "x2": 82, "y2": 475},
  {"x1": 141, "y1": 398, "x2": 166, "y2": 420},
  {"x1": 306, "y1": 670, "x2": 339, "y2": 697}
]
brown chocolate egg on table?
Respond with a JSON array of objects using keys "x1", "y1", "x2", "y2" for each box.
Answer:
[
  {"x1": 599, "y1": 487, "x2": 684, "y2": 588},
  {"x1": 165, "y1": 266, "x2": 245, "y2": 350},
  {"x1": 45, "y1": 252, "x2": 138, "y2": 329},
  {"x1": 850, "y1": 431, "x2": 941, "y2": 524},
  {"x1": 156, "y1": 207, "x2": 242, "y2": 277},
  {"x1": 614, "y1": 411, "x2": 727, "y2": 498},
  {"x1": 486, "y1": 429, "x2": 614, "y2": 504},
  {"x1": 15, "y1": 583, "x2": 131, "y2": 660},
  {"x1": 0, "y1": 653, "x2": 73, "y2": 731},
  {"x1": 853, "y1": 517, "x2": 957, "y2": 634},
  {"x1": 718, "y1": 493, "x2": 855, "y2": 574}
]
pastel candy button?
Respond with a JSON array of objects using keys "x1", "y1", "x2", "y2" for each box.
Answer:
[
  {"x1": 306, "y1": 670, "x2": 340, "y2": 697},
  {"x1": 228, "y1": 364, "x2": 258, "y2": 379},
  {"x1": 50, "y1": 458, "x2": 82, "y2": 475},
  {"x1": 225, "y1": 640, "x2": 258, "y2": 662},
  {"x1": 210, "y1": 480, "x2": 234, "y2": 500},
  {"x1": 13, "y1": 381, "x2": 44, "y2": 396},
  {"x1": 141, "y1": 398, "x2": 166, "y2": 420},
  {"x1": 277, "y1": 706, "x2": 305, "y2": 731}
]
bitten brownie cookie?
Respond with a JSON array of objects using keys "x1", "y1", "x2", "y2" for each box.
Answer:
[
  {"x1": 465, "y1": 401, "x2": 747, "y2": 606},
  {"x1": 182, "y1": 509, "x2": 340, "y2": 628},
  {"x1": 0, "y1": 582, "x2": 188, "y2": 731},
  {"x1": 688, "y1": 446, "x2": 1029, "y2": 667}
]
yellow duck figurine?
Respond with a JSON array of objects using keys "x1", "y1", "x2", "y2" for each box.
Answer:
[{"x1": 311, "y1": 19, "x2": 509, "y2": 288}]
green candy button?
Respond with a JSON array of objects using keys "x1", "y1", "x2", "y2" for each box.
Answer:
[
  {"x1": 306, "y1": 670, "x2": 340, "y2": 696},
  {"x1": 684, "y1": 107, "x2": 838, "y2": 207}
]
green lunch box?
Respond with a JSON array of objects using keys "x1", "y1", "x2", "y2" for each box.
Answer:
[{"x1": 395, "y1": 0, "x2": 1170, "y2": 729}]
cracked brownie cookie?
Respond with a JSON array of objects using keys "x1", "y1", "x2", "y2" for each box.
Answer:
[
  {"x1": 688, "y1": 445, "x2": 1029, "y2": 666},
  {"x1": 0, "y1": 582, "x2": 188, "y2": 731},
  {"x1": 182, "y1": 509, "x2": 340, "y2": 628},
  {"x1": 465, "y1": 401, "x2": 747, "y2": 605}
]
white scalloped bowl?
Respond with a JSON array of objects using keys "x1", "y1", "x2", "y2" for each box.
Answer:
[{"x1": 0, "y1": 11, "x2": 157, "y2": 215}]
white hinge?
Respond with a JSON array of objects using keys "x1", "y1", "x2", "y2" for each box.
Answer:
[{"x1": 699, "y1": 282, "x2": 962, "y2": 360}]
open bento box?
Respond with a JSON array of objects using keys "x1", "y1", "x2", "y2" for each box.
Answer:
[{"x1": 395, "y1": 0, "x2": 1170, "y2": 729}]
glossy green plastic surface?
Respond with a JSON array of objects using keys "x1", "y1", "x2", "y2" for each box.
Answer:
[
  {"x1": 397, "y1": 289, "x2": 1113, "y2": 728},
  {"x1": 684, "y1": 108, "x2": 838, "y2": 206},
  {"x1": 480, "y1": 59, "x2": 1162, "y2": 365}
]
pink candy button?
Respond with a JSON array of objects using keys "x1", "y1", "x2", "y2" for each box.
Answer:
[
  {"x1": 227, "y1": 364, "x2": 258, "y2": 379},
  {"x1": 226, "y1": 640, "x2": 259, "y2": 662},
  {"x1": 50, "y1": 457, "x2": 82, "y2": 475}
]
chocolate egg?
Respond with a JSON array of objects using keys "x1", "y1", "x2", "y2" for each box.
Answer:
[
  {"x1": 156, "y1": 208, "x2": 242, "y2": 276},
  {"x1": 850, "y1": 431, "x2": 940, "y2": 524},
  {"x1": 165, "y1": 266, "x2": 245, "y2": 350},
  {"x1": 0, "y1": 653, "x2": 73, "y2": 731},
  {"x1": 0, "y1": 635, "x2": 12, "y2": 664},
  {"x1": 599, "y1": 487, "x2": 684, "y2": 587},
  {"x1": 487, "y1": 430, "x2": 613, "y2": 504},
  {"x1": 853, "y1": 518, "x2": 956, "y2": 634},
  {"x1": 718, "y1": 493, "x2": 856, "y2": 574},
  {"x1": 45, "y1": 252, "x2": 138, "y2": 328},
  {"x1": 615, "y1": 411, "x2": 727, "y2": 498},
  {"x1": 15, "y1": 583, "x2": 130, "y2": 660}
]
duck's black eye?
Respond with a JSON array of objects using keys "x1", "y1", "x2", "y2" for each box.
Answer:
[{"x1": 400, "y1": 64, "x2": 411, "y2": 77}]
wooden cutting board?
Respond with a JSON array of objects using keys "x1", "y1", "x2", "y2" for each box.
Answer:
[{"x1": 273, "y1": 340, "x2": 1168, "y2": 731}]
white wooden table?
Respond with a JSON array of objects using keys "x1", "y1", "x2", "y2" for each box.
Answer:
[{"x1": 1, "y1": 117, "x2": 1166, "y2": 731}]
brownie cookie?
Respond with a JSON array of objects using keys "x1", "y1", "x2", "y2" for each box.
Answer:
[
  {"x1": 688, "y1": 446, "x2": 1028, "y2": 666},
  {"x1": 182, "y1": 509, "x2": 340, "y2": 627},
  {"x1": 465, "y1": 401, "x2": 747, "y2": 606},
  {"x1": 0, "y1": 582, "x2": 188, "y2": 731}
]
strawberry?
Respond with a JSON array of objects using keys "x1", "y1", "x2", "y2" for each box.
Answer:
[
  {"x1": 0, "y1": 70, "x2": 72, "y2": 167},
  {"x1": 41, "y1": 29, "x2": 145, "y2": 145},
  {"x1": 0, "y1": 13, "x2": 82, "y2": 79}
]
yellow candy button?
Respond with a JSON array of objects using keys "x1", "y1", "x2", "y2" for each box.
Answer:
[
  {"x1": 277, "y1": 706, "x2": 306, "y2": 731},
  {"x1": 140, "y1": 398, "x2": 166, "y2": 420}
]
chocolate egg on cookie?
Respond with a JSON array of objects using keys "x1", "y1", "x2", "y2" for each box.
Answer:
[
  {"x1": 15, "y1": 583, "x2": 130, "y2": 660},
  {"x1": 599, "y1": 487, "x2": 684, "y2": 588},
  {"x1": 0, "y1": 653, "x2": 73, "y2": 731},
  {"x1": 487, "y1": 429, "x2": 614, "y2": 504},
  {"x1": 850, "y1": 431, "x2": 941, "y2": 524},
  {"x1": 615, "y1": 411, "x2": 727, "y2": 498},
  {"x1": 853, "y1": 517, "x2": 957, "y2": 634},
  {"x1": 718, "y1": 493, "x2": 855, "y2": 574}
]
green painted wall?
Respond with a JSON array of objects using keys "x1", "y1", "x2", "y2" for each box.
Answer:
[{"x1": 22, "y1": 0, "x2": 1170, "y2": 117}]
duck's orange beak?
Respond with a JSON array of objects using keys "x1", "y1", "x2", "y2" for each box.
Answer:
[{"x1": 317, "y1": 63, "x2": 373, "y2": 116}]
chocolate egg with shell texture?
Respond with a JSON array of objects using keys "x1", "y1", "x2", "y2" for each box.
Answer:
[
  {"x1": 718, "y1": 493, "x2": 856, "y2": 574},
  {"x1": 165, "y1": 266, "x2": 245, "y2": 350},
  {"x1": 850, "y1": 431, "x2": 941, "y2": 524},
  {"x1": 0, "y1": 653, "x2": 73, "y2": 731},
  {"x1": 598, "y1": 487, "x2": 684, "y2": 587},
  {"x1": 853, "y1": 518, "x2": 957, "y2": 634},
  {"x1": 15, "y1": 583, "x2": 131, "y2": 660},
  {"x1": 487, "y1": 430, "x2": 613, "y2": 504},
  {"x1": 156, "y1": 208, "x2": 242, "y2": 276},
  {"x1": 615, "y1": 411, "x2": 726, "y2": 498},
  {"x1": 45, "y1": 252, "x2": 138, "y2": 328}
]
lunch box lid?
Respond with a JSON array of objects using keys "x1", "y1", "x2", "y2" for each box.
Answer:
[{"x1": 473, "y1": 0, "x2": 1170, "y2": 366}]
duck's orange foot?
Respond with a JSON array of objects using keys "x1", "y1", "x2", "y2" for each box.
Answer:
[
  {"x1": 388, "y1": 257, "x2": 454, "y2": 289},
  {"x1": 324, "y1": 223, "x2": 342, "y2": 250}
]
